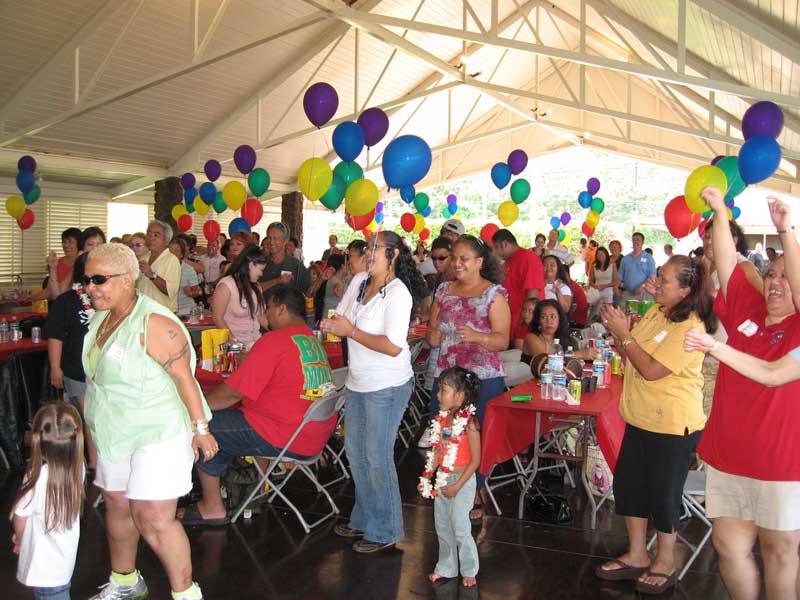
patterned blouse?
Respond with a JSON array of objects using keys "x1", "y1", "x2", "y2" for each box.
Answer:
[{"x1": 434, "y1": 281, "x2": 508, "y2": 380}]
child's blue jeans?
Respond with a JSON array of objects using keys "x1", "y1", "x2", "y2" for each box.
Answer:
[
  {"x1": 34, "y1": 583, "x2": 71, "y2": 600},
  {"x1": 433, "y1": 472, "x2": 480, "y2": 578}
]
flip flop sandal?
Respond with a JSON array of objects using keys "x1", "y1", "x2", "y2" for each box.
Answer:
[
  {"x1": 635, "y1": 570, "x2": 677, "y2": 595},
  {"x1": 594, "y1": 558, "x2": 648, "y2": 581},
  {"x1": 469, "y1": 503, "x2": 484, "y2": 526},
  {"x1": 179, "y1": 503, "x2": 230, "y2": 527}
]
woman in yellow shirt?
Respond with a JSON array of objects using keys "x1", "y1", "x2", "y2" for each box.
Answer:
[{"x1": 595, "y1": 255, "x2": 717, "y2": 595}]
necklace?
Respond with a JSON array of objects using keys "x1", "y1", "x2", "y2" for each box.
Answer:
[
  {"x1": 96, "y1": 296, "x2": 137, "y2": 347},
  {"x1": 419, "y1": 404, "x2": 476, "y2": 498}
]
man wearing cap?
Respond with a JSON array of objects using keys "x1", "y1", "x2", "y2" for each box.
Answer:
[{"x1": 419, "y1": 219, "x2": 465, "y2": 277}]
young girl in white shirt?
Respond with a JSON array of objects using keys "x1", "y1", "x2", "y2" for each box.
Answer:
[{"x1": 11, "y1": 403, "x2": 84, "y2": 600}]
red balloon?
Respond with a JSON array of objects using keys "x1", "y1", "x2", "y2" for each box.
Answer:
[
  {"x1": 346, "y1": 209, "x2": 375, "y2": 231},
  {"x1": 664, "y1": 195, "x2": 701, "y2": 239},
  {"x1": 419, "y1": 228, "x2": 430, "y2": 241},
  {"x1": 697, "y1": 217, "x2": 710, "y2": 240},
  {"x1": 581, "y1": 222, "x2": 595, "y2": 237},
  {"x1": 177, "y1": 214, "x2": 193, "y2": 232},
  {"x1": 400, "y1": 212, "x2": 416, "y2": 233},
  {"x1": 203, "y1": 220, "x2": 221, "y2": 243},
  {"x1": 16, "y1": 209, "x2": 35, "y2": 230},
  {"x1": 241, "y1": 198, "x2": 264, "y2": 226},
  {"x1": 480, "y1": 223, "x2": 499, "y2": 243}
]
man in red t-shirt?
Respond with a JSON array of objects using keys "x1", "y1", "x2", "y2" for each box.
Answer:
[
  {"x1": 186, "y1": 285, "x2": 334, "y2": 525},
  {"x1": 492, "y1": 229, "x2": 544, "y2": 329}
]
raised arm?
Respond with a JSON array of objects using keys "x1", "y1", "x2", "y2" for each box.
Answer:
[
  {"x1": 768, "y1": 196, "x2": 800, "y2": 309},
  {"x1": 701, "y1": 186, "x2": 737, "y2": 299}
]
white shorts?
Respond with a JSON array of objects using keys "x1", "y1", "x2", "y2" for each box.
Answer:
[
  {"x1": 705, "y1": 464, "x2": 800, "y2": 531},
  {"x1": 95, "y1": 431, "x2": 194, "y2": 500}
]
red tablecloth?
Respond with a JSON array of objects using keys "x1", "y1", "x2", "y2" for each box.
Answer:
[
  {"x1": 0, "y1": 338, "x2": 48, "y2": 363},
  {"x1": 0, "y1": 312, "x2": 44, "y2": 322},
  {"x1": 479, "y1": 375, "x2": 626, "y2": 475}
]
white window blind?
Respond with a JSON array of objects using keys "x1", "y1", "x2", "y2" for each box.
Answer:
[{"x1": 46, "y1": 199, "x2": 108, "y2": 254}]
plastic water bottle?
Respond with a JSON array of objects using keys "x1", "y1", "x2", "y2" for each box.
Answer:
[
  {"x1": 0, "y1": 318, "x2": 7, "y2": 343},
  {"x1": 10, "y1": 316, "x2": 18, "y2": 334},
  {"x1": 540, "y1": 363, "x2": 553, "y2": 400},
  {"x1": 549, "y1": 339, "x2": 566, "y2": 401}
]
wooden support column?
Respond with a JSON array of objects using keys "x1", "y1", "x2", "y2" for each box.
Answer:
[
  {"x1": 153, "y1": 176, "x2": 182, "y2": 234},
  {"x1": 281, "y1": 191, "x2": 304, "y2": 243}
]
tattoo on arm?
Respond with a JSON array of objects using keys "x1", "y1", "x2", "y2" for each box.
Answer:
[
  {"x1": 167, "y1": 328, "x2": 177, "y2": 339},
  {"x1": 162, "y1": 342, "x2": 189, "y2": 371}
]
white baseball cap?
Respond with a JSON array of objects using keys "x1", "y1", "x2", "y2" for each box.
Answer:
[{"x1": 441, "y1": 219, "x2": 465, "y2": 236}]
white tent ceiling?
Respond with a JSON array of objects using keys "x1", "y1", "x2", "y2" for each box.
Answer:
[{"x1": 0, "y1": 0, "x2": 798, "y2": 202}]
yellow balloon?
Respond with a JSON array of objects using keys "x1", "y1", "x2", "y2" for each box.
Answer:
[
  {"x1": 6, "y1": 196, "x2": 25, "y2": 219},
  {"x1": 498, "y1": 200, "x2": 519, "y2": 227},
  {"x1": 297, "y1": 158, "x2": 333, "y2": 202},
  {"x1": 585, "y1": 210, "x2": 600, "y2": 229},
  {"x1": 194, "y1": 197, "x2": 209, "y2": 216},
  {"x1": 365, "y1": 219, "x2": 378, "y2": 233},
  {"x1": 413, "y1": 214, "x2": 425, "y2": 235},
  {"x1": 685, "y1": 165, "x2": 728, "y2": 214},
  {"x1": 223, "y1": 181, "x2": 247, "y2": 211},
  {"x1": 171, "y1": 204, "x2": 188, "y2": 221},
  {"x1": 345, "y1": 178, "x2": 378, "y2": 217},
  {"x1": 562, "y1": 232, "x2": 571, "y2": 245}
]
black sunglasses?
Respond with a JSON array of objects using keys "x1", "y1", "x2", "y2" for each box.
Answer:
[
  {"x1": 431, "y1": 255, "x2": 449, "y2": 261},
  {"x1": 83, "y1": 273, "x2": 126, "y2": 286}
]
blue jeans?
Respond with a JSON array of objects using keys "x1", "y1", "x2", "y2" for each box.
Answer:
[
  {"x1": 34, "y1": 583, "x2": 71, "y2": 600},
  {"x1": 344, "y1": 378, "x2": 414, "y2": 544},
  {"x1": 430, "y1": 375, "x2": 506, "y2": 491},
  {"x1": 434, "y1": 473, "x2": 479, "y2": 578}
]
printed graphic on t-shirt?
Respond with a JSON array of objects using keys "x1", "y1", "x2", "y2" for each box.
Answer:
[{"x1": 291, "y1": 334, "x2": 333, "y2": 393}]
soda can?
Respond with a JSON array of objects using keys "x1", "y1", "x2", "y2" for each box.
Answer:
[
  {"x1": 326, "y1": 309, "x2": 341, "y2": 342},
  {"x1": 31, "y1": 327, "x2": 42, "y2": 344},
  {"x1": 227, "y1": 342, "x2": 243, "y2": 372},
  {"x1": 568, "y1": 379, "x2": 582, "y2": 403},
  {"x1": 588, "y1": 338, "x2": 597, "y2": 349},
  {"x1": 611, "y1": 352, "x2": 622, "y2": 375}
]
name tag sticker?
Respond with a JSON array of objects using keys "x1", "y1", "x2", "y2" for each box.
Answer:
[
  {"x1": 640, "y1": 257, "x2": 648, "y2": 263},
  {"x1": 653, "y1": 330, "x2": 668, "y2": 343},
  {"x1": 737, "y1": 320, "x2": 759, "y2": 337},
  {"x1": 107, "y1": 343, "x2": 124, "y2": 364}
]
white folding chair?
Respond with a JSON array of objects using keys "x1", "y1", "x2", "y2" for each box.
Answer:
[
  {"x1": 230, "y1": 388, "x2": 346, "y2": 533},
  {"x1": 647, "y1": 469, "x2": 712, "y2": 580},
  {"x1": 322, "y1": 368, "x2": 349, "y2": 487}
]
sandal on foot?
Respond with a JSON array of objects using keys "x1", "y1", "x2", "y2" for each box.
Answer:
[
  {"x1": 333, "y1": 524, "x2": 364, "y2": 539},
  {"x1": 594, "y1": 558, "x2": 648, "y2": 581},
  {"x1": 635, "y1": 570, "x2": 676, "y2": 595},
  {"x1": 352, "y1": 539, "x2": 395, "y2": 554},
  {"x1": 180, "y1": 503, "x2": 230, "y2": 527},
  {"x1": 462, "y1": 576, "x2": 477, "y2": 587},
  {"x1": 469, "y1": 504, "x2": 484, "y2": 526},
  {"x1": 428, "y1": 573, "x2": 450, "y2": 585}
]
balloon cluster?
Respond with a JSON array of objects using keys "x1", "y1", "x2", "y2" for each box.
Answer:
[
  {"x1": 6, "y1": 155, "x2": 39, "y2": 230},
  {"x1": 176, "y1": 144, "x2": 271, "y2": 239},
  {"x1": 549, "y1": 212, "x2": 573, "y2": 243},
  {"x1": 490, "y1": 149, "x2": 530, "y2": 226},
  {"x1": 577, "y1": 177, "x2": 603, "y2": 237},
  {"x1": 442, "y1": 193, "x2": 458, "y2": 219},
  {"x1": 398, "y1": 189, "x2": 433, "y2": 241},
  {"x1": 399, "y1": 211, "x2": 428, "y2": 240}
]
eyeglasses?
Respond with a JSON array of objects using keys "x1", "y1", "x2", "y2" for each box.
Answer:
[
  {"x1": 83, "y1": 273, "x2": 126, "y2": 286},
  {"x1": 431, "y1": 255, "x2": 449, "y2": 262}
]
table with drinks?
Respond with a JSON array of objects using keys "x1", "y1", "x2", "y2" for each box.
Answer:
[{"x1": 480, "y1": 341, "x2": 626, "y2": 529}]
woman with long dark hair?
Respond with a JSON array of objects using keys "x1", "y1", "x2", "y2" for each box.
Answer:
[
  {"x1": 542, "y1": 254, "x2": 573, "y2": 314},
  {"x1": 521, "y1": 299, "x2": 598, "y2": 364},
  {"x1": 426, "y1": 234, "x2": 511, "y2": 523},
  {"x1": 321, "y1": 231, "x2": 427, "y2": 553},
  {"x1": 596, "y1": 255, "x2": 717, "y2": 595},
  {"x1": 210, "y1": 246, "x2": 269, "y2": 349}
]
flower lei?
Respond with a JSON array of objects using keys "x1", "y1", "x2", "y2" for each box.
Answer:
[
  {"x1": 419, "y1": 404, "x2": 476, "y2": 499},
  {"x1": 72, "y1": 283, "x2": 95, "y2": 320}
]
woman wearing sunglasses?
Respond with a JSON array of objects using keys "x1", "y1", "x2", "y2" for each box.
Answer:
[{"x1": 81, "y1": 243, "x2": 213, "y2": 600}]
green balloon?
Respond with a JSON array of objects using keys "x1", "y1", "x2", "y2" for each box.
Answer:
[
  {"x1": 413, "y1": 192, "x2": 429, "y2": 212},
  {"x1": 441, "y1": 206, "x2": 452, "y2": 219},
  {"x1": 186, "y1": 201, "x2": 195, "y2": 214},
  {"x1": 248, "y1": 167, "x2": 270, "y2": 197},
  {"x1": 590, "y1": 197, "x2": 605, "y2": 214},
  {"x1": 702, "y1": 209, "x2": 713, "y2": 219},
  {"x1": 213, "y1": 191, "x2": 227, "y2": 213},
  {"x1": 558, "y1": 229, "x2": 566, "y2": 242},
  {"x1": 333, "y1": 161, "x2": 363, "y2": 189},
  {"x1": 510, "y1": 178, "x2": 530, "y2": 204},
  {"x1": 717, "y1": 156, "x2": 747, "y2": 202},
  {"x1": 320, "y1": 175, "x2": 346, "y2": 210},
  {"x1": 23, "y1": 185, "x2": 41, "y2": 205}
]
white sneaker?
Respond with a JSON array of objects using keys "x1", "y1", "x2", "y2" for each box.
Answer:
[
  {"x1": 89, "y1": 573, "x2": 149, "y2": 599},
  {"x1": 417, "y1": 426, "x2": 433, "y2": 449},
  {"x1": 172, "y1": 582, "x2": 203, "y2": 600}
]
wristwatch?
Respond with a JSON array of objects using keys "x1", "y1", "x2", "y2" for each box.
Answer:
[{"x1": 148, "y1": 271, "x2": 157, "y2": 280}]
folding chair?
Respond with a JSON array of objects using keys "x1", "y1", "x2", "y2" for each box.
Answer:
[
  {"x1": 647, "y1": 469, "x2": 712, "y2": 580},
  {"x1": 230, "y1": 388, "x2": 346, "y2": 533},
  {"x1": 322, "y1": 368, "x2": 349, "y2": 487}
]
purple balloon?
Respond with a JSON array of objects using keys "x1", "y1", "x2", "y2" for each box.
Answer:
[
  {"x1": 507, "y1": 149, "x2": 528, "y2": 175},
  {"x1": 742, "y1": 101, "x2": 784, "y2": 140},
  {"x1": 181, "y1": 172, "x2": 196, "y2": 189},
  {"x1": 233, "y1": 145, "x2": 257, "y2": 174},
  {"x1": 710, "y1": 155, "x2": 724, "y2": 166},
  {"x1": 586, "y1": 177, "x2": 600, "y2": 195},
  {"x1": 357, "y1": 107, "x2": 390, "y2": 147},
  {"x1": 17, "y1": 155, "x2": 36, "y2": 173},
  {"x1": 204, "y1": 159, "x2": 221, "y2": 182},
  {"x1": 303, "y1": 82, "x2": 339, "y2": 128},
  {"x1": 375, "y1": 202, "x2": 384, "y2": 213},
  {"x1": 560, "y1": 212, "x2": 571, "y2": 226},
  {"x1": 446, "y1": 194, "x2": 457, "y2": 203}
]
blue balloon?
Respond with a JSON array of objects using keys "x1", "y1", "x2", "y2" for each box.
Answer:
[
  {"x1": 16, "y1": 171, "x2": 35, "y2": 194},
  {"x1": 332, "y1": 121, "x2": 365, "y2": 162},
  {"x1": 738, "y1": 135, "x2": 782, "y2": 185},
  {"x1": 490, "y1": 163, "x2": 511, "y2": 189},
  {"x1": 199, "y1": 181, "x2": 217, "y2": 204},
  {"x1": 578, "y1": 191, "x2": 592, "y2": 209},
  {"x1": 725, "y1": 199, "x2": 735, "y2": 208},
  {"x1": 374, "y1": 212, "x2": 384, "y2": 224},
  {"x1": 400, "y1": 185, "x2": 415, "y2": 203},
  {"x1": 448, "y1": 201, "x2": 458, "y2": 211},
  {"x1": 228, "y1": 217, "x2": 251, "y2": 236},
  {"x1": 382, "y1": 135, "x2": 432, "y2": 189},
  {"x1": 183, "y1": 187, "x2": 198, "y2": 202},
  {"x1": 421, "y1": 206, "x2": 431, "y2": 217},
  {"x1": 550, "y1": 216, "x2": 561, "y2": 230},
  {"x1": 731, "y1": 206, "x2": 741, "y2": 220}
]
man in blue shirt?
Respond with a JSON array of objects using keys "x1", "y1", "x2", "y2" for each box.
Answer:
[{"x1": 616, "y1": 231, "x2": 656, "y2": 304}]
